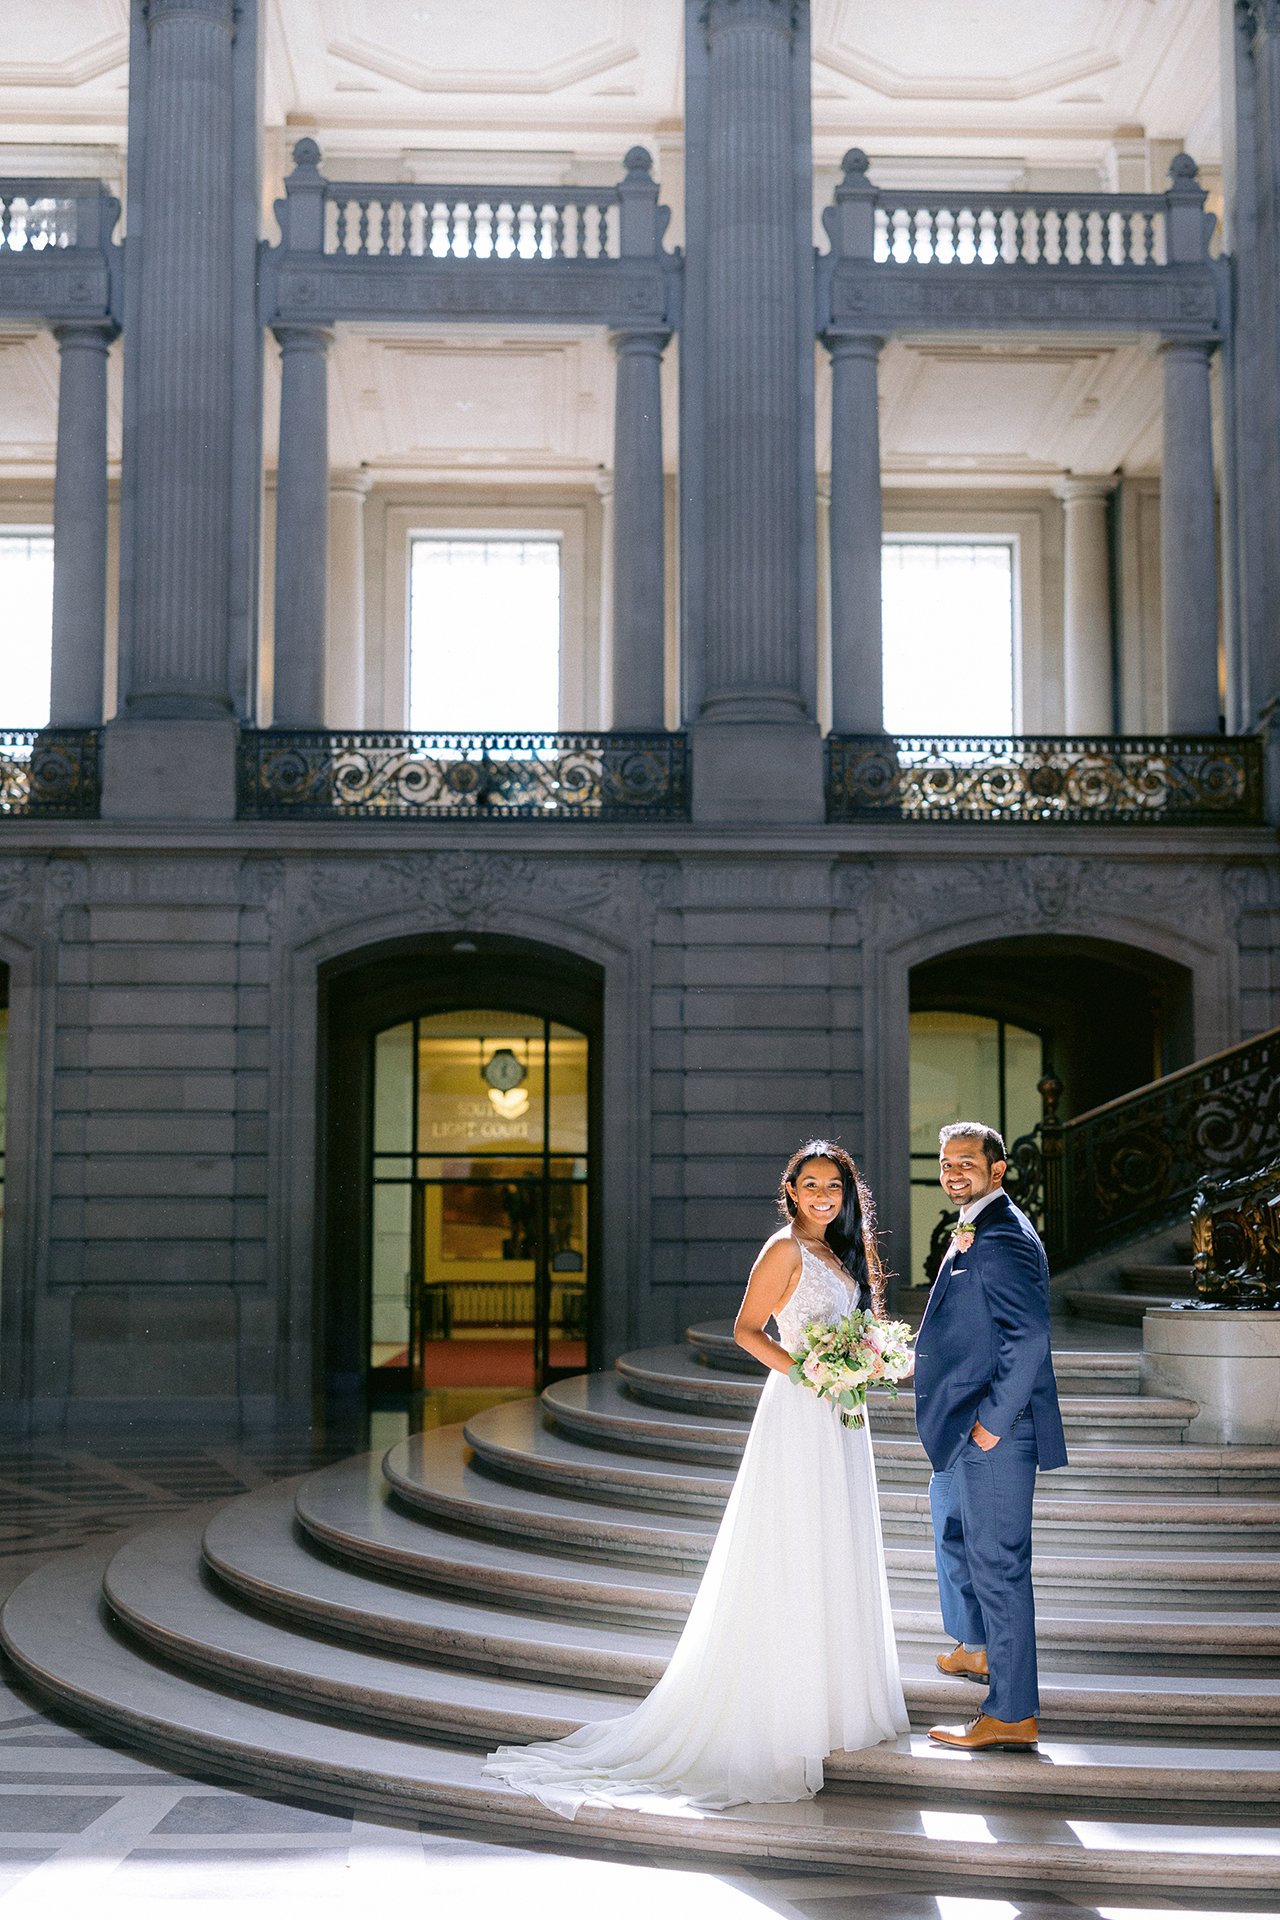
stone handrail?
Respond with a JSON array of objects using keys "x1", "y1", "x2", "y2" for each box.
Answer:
[
  {"x1": 824, "y1": 149, "x2": 1214, "y2": 269},
  {"x1": 0, "y1": 178, "x2": 120, "y2": 324},
  {"x1": 275, "y1": 140, "x2": 667, "y2": 264}
]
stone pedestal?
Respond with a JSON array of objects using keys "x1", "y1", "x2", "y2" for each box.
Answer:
[
  {"x1": 99, "y1": 716, "x2": 238, "y2": 823},
  {"x1": 691, "y1": 718, "x2": 823, "y2": 823},
  {"x1": 1142, "y1": 1308, "x2": 1280, "y2": 1444}
]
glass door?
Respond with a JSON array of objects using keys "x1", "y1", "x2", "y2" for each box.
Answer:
[{"x1": 368, "y1": 1009, "x2": 589, "y2": 1399}]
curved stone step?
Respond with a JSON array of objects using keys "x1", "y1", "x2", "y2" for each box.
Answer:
[
  {"x1": 5, "y1": 1545, "x2": 1280, "y2": 1891},
  {"x1": 383, "y1": 1429, "x2": 1280, "y2": 1613},
  {"x1": 213, "y1": 1474, "x2": 1280, "y2": 1674},
  {"x1": 469, "y1": 1400, "x2": 1273, "y2": 1550},
  {"x1": 109, "y1": 1509, "x2": 623, "y2": 1743},
  {"x1": 98, "y1": 1511, "x2": 1280, "y2": 1816},
  {"x1": 620, "y1": 1346, "x2": 1197, "y2": 1442},
  {"x1": 685, "y1": 1322, "x2": 1144, "y2": 1395},
  {"x1": 1064, "y1": 1292, "x2": 1169, "y2": 1326},
  {"x1": 546, "y1": 1373, "x2": 1280, "y2": 1499}
]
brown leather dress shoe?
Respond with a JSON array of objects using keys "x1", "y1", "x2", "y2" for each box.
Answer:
[
  {"x1": 928, "y1": 1713, "x2": 1039, "y2": 1750},
  {"x1": 936, "y1": 1644, "x2": 989, "y2": 1682}
]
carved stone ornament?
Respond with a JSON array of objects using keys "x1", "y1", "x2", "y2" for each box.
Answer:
[
  {"x1": 867, "y1": 855, "x2": 1233, "y2": 949},
  {"x1": 300, "y1": 852, "x2": 666, "y2": 939}
]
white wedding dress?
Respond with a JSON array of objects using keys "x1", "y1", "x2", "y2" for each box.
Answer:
[{"x1": 483, "y1": 1242, "x2": 909, "y2": 1815}]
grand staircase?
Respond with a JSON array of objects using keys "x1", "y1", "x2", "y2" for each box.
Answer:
[{"x1": 4, "y1": 1322, "x2": 1280, "y2": 1899}]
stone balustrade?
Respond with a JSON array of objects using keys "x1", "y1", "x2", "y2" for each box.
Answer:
[
  {"x1": 0, "y1": 177, "x2": 118, "y2": 324},
  {"x1": 321, "y1": 184, "x2": 621, "y2": 263}
]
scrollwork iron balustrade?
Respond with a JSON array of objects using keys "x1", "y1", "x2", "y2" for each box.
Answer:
[
  {"x1": 1189, "y1": 1154, "x2": 1280, "y2": 1309},
  {"x1": 1039, "y1": 1027, "x2": 1280, "y2": 1268},
  {"x1": 237, "y1": 729, "x2": 689, "y2": 821},
  {"x1": 0, "y1": 728, "x2": 100, "y2": 817},
  {"x1": 826, "y1": 733, "x2": 1264, "y2": 825}
]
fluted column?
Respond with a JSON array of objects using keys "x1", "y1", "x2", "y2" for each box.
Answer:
[
  {"x1": 125, "y1": 0, "x2": 236, "y2": 717},
  {"x1": 825, "y1": 331, "x2": 884, "y2": 733},
  {"x1": 1057, "y1": 475, "x2": 1116, "y2": 734},
  {"x1": 272, "y1": 324, "x2": 331, "y2": 728},
  {"x1": 50, "y1": 321, "x2": 117, "y2": 726},
  {"x1": 610, "y1": 327, "x2": 669, "y2": 729},
  {"x1": 700, "y1": 0, "x2": 804, "y2": 720},
  {"x1": 326, "y1": 472, "x2": 368, "y2": 729},
  {"x1": 1160, "y1": 340, "x2": 1221, "y2": 732}
]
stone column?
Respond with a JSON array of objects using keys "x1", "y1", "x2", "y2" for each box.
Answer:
[
  {"x1": 700, "y1": 0, "x2": 804, "y2": 721},
  {"x1": 1160, "y1": 340, "x2": 1221, "y2": 733},
  {"x1": 272, "y1": 324, "x2": 331, "y2": 728},
  {"x1": 825, "y1": 331, "x2": 885, "y2": 734},
  {"x1": 49, "y1": 321, "x2": 117, "y2": 726},
  {"x1": 326, "y1": 472, "x2": 368, "y2": 730},
  {"x1": 124, "y1": 0, "x2": 236, "y2": 717},
  {"x1": 610, "y1": 326, "x2": 669, "y2": 730},
  {"x1": 1057, "y1": 475, "x2": 1116, "y2": 734}
]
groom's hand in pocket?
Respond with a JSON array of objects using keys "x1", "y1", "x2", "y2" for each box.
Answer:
[{"x1": 971, "y1": 1420, "x2": 1000, "y2": 1452}]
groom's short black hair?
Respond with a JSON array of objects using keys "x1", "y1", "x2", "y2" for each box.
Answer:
[{"x1": 938, "y1": 1121, "x2": 1006, "y2": 1167}]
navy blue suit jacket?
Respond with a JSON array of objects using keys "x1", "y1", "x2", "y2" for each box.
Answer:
[{"x1": 913, "y1": 1190, "x2": 1068, "y2": 1474}]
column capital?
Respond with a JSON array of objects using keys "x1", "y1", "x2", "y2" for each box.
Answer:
[
  {"x1": 608, "y1": 325, "x2": 671, "y2": 358},
  {"x1": 329, "y1": 468, "x2": 371, "y2": 501},
  {"x1": 273, "y1": 321, "x2": 333, "y2": 355},
  {"x1": 1158, "y1": 336, "x2": 1216, "y2": 362},
  {"x1": 144, "y1": 0, "x2": 235, "y2": 32},
  {"x1": 820, "y1": 328, "x2": 885, "y2": 363},
  {"x1": 1055, "y1": 473, "x2": 1118, "y2": 505},
  {"x1": 52, "y1": 318, "x2": 120, "y2": 352},
  {"x1": 702, "y1": 0, "x2": 798, "y2": 41}
]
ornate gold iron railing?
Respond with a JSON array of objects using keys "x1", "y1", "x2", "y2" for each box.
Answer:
[
  {"x1": 0, "y1": 728, "x2": 100, "y2": 817},
  {"x1": 1189, "y1": 1154, "x2": 1280, "y2": 1308},
  {"x1": 919, "y1": 1032, "x2": 1280, "y2": 1283},
  {"x1": 826, "y1": 733, "x2": 1264, "y2": 825},
  {"x1": 237, "y1": 728, "x2": 689, "y2": 821}
]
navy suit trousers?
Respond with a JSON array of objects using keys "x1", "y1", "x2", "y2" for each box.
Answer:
[{"x1": 929, "y1": 1414, "x2": 1040, "y2": 1723}]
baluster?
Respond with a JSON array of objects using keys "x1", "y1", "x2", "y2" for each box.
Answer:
[
  {"x1": 977, "y1": 207, "x2": 996, "y2": 265},
  {"x1": 596, "y1": 201, "x2": 610, "y2": 258},
  {"x1": 472, "y1": 198, "x2": 490, "y2": 259},
  {"x1": 913, "y1": 207, "x2": 931, "y2": 263},
  {"x1": 1061, "y1": 207, "x2": 1079, "y2": 266},
  {"x1": 514, "y1": 200, "x2": 531, "y2": 259},
  {"x1": 871, "y1": 206, "x2": 888, "y2": 263},
  {"x1": 0, "y1": 195, "x2": 9, "y2": 252},
  {"x1": 355, "y1": 197, "x2": 370, "y2": 255},
  {"x1": 334, "y1": 196, "x2": 349, "y2": 254},
  {"x1": 999, "y1": 207, "x2": 1018, "y2": 263},
  {"x1": 934, "y1": 206, "x2": 954, "y2": 264},
  {"x1": 954, "y1": 206, "x2": 974, "y2": 265},
  {"x1": 374, "y1": 199, "x2": 388, "y2": 256},
  {"x1": 407, "y1": 197, "x2": 425, "y2": 257},
  {"x1": 1086, "y1": 208, "x2": 1103, "y2": 265},
  {"x1": 429, "y1": 200, "x2": 447, "y2": 258},
  {"x1": 1140, "y1": 209, "x2": 1154, "y2": 266},
  {"x1": 462, "y1": 201, "x2": 476, "y2": 259},
  {"x1": 495, "y1": 199, "x2": 514, "y2": 259},
  {"x1": 560, "y1": 200, "x2": 577, "y2": 259},
  {"x1": 889, "y1": 206, "x2": 908, "y2": 263}
]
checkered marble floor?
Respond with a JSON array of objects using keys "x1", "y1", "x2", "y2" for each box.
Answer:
[{"x1": 0, "y1": 1429, "x2": 1271, "y2": 1920}]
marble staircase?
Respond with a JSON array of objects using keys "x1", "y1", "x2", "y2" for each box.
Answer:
[{"x1": 4, "y1": 1321, "x2": 1279, "y2": 1899}]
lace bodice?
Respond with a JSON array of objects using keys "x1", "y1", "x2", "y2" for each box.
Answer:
[{"x1": 773, "y1": 1241, "x2": 859, "y2": 1355}]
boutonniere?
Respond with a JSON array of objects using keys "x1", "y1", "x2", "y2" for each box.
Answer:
[{"x1": 951, "y1": 1222, "x2": 975, "y2": 1255}]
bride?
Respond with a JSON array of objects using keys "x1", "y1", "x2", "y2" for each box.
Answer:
[{"x1": 483, "y1": 1138, "x2": 909, "y2": 1815}]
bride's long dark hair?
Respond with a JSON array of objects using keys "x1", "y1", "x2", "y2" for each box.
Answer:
[{"x1": 778, "y1": 1139, "x2": 886, "y2": 1317}]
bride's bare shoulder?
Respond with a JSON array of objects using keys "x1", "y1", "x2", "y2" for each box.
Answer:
[{"x1": 753, "y1": 1227, "x2": 801, "y2": 1271}]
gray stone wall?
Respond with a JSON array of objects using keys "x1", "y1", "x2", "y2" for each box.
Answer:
[{"x1": 2, "y1": 834, "x2": 1275, "y2": 1431}]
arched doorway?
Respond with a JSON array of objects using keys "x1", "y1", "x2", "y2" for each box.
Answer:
[
  {"x1": 906, "y1": 935, "x2": 1195, "y2": 1285},
  {"x1": 320, "y1": 935, "x2": 602, "y2": 1422}
]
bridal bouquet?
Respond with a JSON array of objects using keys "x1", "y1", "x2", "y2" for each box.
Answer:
[{"x1": 788, "y1": 1310, "x2": 915, "y2": 1428}]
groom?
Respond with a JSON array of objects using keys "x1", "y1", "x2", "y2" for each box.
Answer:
[{"x1": 912, "y1": 1121, "x2": 1067, "y2": 1750}]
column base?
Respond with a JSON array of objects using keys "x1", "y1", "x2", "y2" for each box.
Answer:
[
  {"x1": 1142, "y1": 1307, "x2": 1280, "y2": 1445},
  {"x1": 691, "y1": 718, "x2": 824, "y2": 825},
  {"x1": 100, "y1": 715, "x2": 238, "y2": 823}
]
